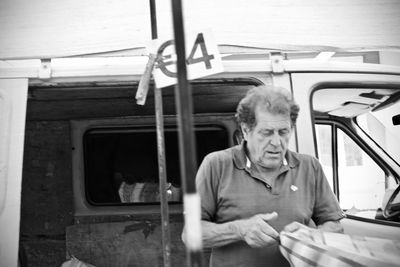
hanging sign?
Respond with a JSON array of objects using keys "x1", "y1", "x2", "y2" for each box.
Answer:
[{"x1": 148, "y1": 30, "x2": 223, "y2": 88}]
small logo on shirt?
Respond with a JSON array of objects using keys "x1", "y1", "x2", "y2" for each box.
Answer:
[{"x1": 290, "y1": 185, "x2": 298, "y2": 192}]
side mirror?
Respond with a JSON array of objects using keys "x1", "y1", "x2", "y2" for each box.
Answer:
[{"x1": 393, "y1": 114, "x2": 400, "y2": 126}]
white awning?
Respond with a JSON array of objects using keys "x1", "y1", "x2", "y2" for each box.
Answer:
[{"x1": 1, "y1": 0, "x2": 400, "y2": 59}]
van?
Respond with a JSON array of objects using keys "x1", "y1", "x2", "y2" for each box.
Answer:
[{"x1": 1, "y1": 49, "x2": 399, "y2": 266}]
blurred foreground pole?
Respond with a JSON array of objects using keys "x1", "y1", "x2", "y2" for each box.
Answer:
[{"x1": 170, "y1": 0, "x2": 204, "y2": 266}]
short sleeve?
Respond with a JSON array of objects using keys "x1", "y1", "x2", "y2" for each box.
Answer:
[
  {"x1": 311, "y1": 158, "x2": 345, "y2": 225},
  {"x1": 196, "y1": 153, "x2": 219, "y2": 222}
]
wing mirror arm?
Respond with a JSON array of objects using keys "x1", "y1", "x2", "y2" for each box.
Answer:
[{"x1": 383, "y1": 185, "x2": 400, "y2": 220}]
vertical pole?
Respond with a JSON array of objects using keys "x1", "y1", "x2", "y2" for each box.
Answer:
[
  {"x1": 150, "y1": 1, "x2": 171, "y2": 266},
  {"x1": 170, "y1": 0, "x2": 204, "y2": 266},
  {"x1": 150, "y1": 0, "x2": 158, "y2": 40},
  {"x1": 155, "y1": 87, "x2": 172, "y2": 267}
]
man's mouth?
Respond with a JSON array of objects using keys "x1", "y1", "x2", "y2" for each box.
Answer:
[{"x1": 266, "y1": 151, "x2": 281, "y2": 156}]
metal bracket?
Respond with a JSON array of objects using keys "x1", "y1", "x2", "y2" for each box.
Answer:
[
  {"x1": 270, "y1": 52, "x2": 285, "y2": 74},
  {"x1": 314, "y1": 52, "x2": 335, "y2": 62},
  {"x1": 39, "y1": 59, "x2": 52, "y2": 80}
]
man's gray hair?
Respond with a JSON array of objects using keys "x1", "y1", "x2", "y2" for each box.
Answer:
[{"x1": 235, "y1": 85, "x2": 300, "y2": 130}]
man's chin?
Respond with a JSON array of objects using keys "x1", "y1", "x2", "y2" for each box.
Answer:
[{"x1": 260, "y1": 159, "x2": 281, "y2": 170}]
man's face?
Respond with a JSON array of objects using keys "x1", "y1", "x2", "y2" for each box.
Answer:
[{"x1": 242, "y1": 107, "x2": 292, "y2": 170}]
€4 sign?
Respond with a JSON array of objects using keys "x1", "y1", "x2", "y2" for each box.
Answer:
[{"x1": 148, "y1": 30, "x2": 223, "y2": 88}]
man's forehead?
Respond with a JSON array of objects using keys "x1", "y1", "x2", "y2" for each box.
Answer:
[
  {"x1": 256, "y1": 120, "x2": 291, "y2": 130},
  {"x1": 255, "y1": 107, "x2": 291, "y2": 124}
]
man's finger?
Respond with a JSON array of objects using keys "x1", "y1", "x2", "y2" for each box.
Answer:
[
  {"x1": 258, "y1": 211, "x2": 278, "y2": 221},
  {"x1": 283, "y1": 221, "x2": 304, "y2": 233},
  {"x1": 250, "y1": 231, "x2": 279, "y2": 248},
  {"x1": 259, "y1": 222, "x2": 280, "y2": 240},
  {"x1": 257, "y1": 213, "x2": 280, "y2": 240}
]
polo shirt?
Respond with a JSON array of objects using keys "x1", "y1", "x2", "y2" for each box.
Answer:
[{"x1": 196, "y1": 142, "x2": 345, "y2": 267}]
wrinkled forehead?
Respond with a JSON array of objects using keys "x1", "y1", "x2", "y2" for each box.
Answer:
[
  {"x1": 255, "y1": 105, "x2": 291, "y2": 127},
  {"x1": 253, "y1": 111, "x2": 291, "y2": 131}
]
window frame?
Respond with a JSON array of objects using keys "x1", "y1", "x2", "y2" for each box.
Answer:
[
  {"x1": 71, "y1": 113, "x2": 237, "y2": 217},
  {"x1": 315, "y1": 118, "x2": 397, "y2": 191},
  {"x1": 82, "y1": 124, "x2": 230, "y2": 206},
  {"x1": 314, "y1": 122, "x2": 338, "y2": 196}
]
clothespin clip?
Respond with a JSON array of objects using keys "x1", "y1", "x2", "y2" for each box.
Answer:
[{"x1": 135, "y1": 53, "x2": 158, "y2": 105}]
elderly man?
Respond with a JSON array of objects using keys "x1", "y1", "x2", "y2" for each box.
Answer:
[{"x1": 185, "y1": 86, "x2": 344, "y2": 266}]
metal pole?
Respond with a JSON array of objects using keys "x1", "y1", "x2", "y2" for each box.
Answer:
[
  {"x1": 155, "y1": 87, "x2": 171, "y2": 267},
  {"x1": 150, "y1": 0, "x2": 158, "y2": 40},
  {"x1": 150, "y1": 1, "x2": 171, "y2": 266},
  {"x1": 170, "y1": 0, "x2": 204, "y2": 266}
]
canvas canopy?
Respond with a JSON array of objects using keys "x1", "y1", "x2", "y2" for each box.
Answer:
[{"x1": 1, "y1": 0, "x2": 400, "y2": 60}]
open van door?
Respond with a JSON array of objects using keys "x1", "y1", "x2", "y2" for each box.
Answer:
[
  {"x1": 291, "y1": 71, "x2": 400, "y2": 239},
  {"x1": 0, "y1": 79, "x2": 28, "y2": 266}
]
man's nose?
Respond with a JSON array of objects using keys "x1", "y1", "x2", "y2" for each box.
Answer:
[{"x1": 270, "y1": 132, "x2": 281, "y2": 146}]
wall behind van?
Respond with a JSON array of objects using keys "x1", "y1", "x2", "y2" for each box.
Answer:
[{"x1": 20, "y1": 121, "x2": 74, "y2": 266}]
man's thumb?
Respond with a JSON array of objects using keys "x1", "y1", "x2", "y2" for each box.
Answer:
[{"x1": 259, "y1": 211, "x2": 278, "y2": 221}]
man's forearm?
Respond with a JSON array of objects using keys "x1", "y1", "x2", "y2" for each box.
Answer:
[
  {"x1": 200, "y1": 220, "x2": 242, "y2": 248},
  {"x1": 317, "y1": 220, "x2": 343, "y2": 233},
  {"x1": 182, "y1": 213, "x2": 279, "y2": 248},
  {"x1": 182, "y1": 220, "x2": 241, "y2": 248}
]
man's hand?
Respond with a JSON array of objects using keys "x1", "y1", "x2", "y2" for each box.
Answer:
[
  {"x1": 234, "y1": 212, "x2": 279, "y2": 248},
  {"x1": 283, "y1": 220, "x2": 343, "y2": 234},
  {"x1": 282, "y1": 221, "x2": 315, "y2": 242},
  {"x1": 283, "y1": 221, "x2": 307, "y2": 233}
]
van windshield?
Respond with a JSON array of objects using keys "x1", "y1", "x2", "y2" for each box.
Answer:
[{"x1": 356, "y1": 101, "x2": 400, "y2": 165}]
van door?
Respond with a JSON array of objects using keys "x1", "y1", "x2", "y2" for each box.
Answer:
[
  {"x1": 0, "y1": 79, "x2": 28, "y2": 266},
  {"x1": 291, "y1": 72, "x2": 400, "y2": 239}
]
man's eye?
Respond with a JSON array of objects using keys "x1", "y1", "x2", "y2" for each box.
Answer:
[
  {"x1": 279, "y1": 129, "x2": 289, "y2": 136},
  {"x1": 261, "y1": 131, "x2": 273, "y2": 136}
]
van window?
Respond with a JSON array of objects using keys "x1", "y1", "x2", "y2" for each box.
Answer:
[
  {"x1": 83, "y1": 125, "x2": 229, "y2": 205},
  {"x1": 316, "y1": 123, "x2": 398, "y2": 219},
  {"x1": 337, "y1": 128, "x2": 386, "y2": 212},
  {"x1": 356, "y1": 102, "x2": 400, "y2": 165}
]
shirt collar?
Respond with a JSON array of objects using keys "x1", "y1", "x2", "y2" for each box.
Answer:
[
  {"x1": 283, "y1": 157, "x2": 288, "y2": 166},
  {"x1": 232, "y1": 141, "x2": 249, "y2": 170},
  {"x1": 232, "y1": 141, "x2": 299, "y2": 170},
  {"x1": 286, "y1": 149, "x2": 300, "y2": 168}
]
